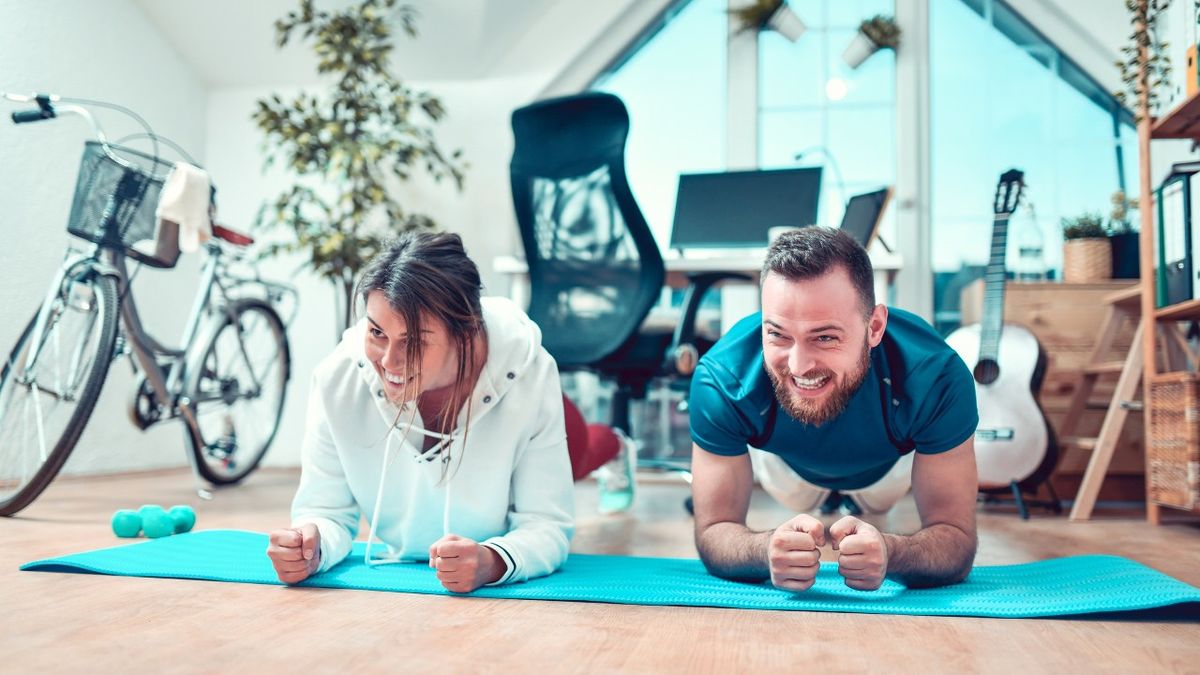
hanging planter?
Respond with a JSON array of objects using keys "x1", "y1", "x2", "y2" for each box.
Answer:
[
  {"x1": 765, "y1": 3, "x2": 805, "y2": 42},
  {"x1": 843, "y1": 14, "x2": 901, "y2": 68},
  {"x1": 732, "y1": 0, "x2": 806, "y2": 43}
]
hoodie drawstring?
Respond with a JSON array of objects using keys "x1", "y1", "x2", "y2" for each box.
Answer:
[
  {"x1": 364, "y1": 431, "x2": 397, "y2": 566},
  {"x1": 364, "y1": 420, "x2": 461, "y2": 567}
]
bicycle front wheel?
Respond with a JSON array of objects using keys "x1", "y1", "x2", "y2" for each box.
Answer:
[
  {"x1": 183, "y1": 298, "x2": 290, "y2": 485},
  {"x1": 0, "y1": 272, "x2": 120, "y2": 516}
]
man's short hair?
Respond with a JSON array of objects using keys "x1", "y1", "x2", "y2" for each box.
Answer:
[{"x1": 762, "y1": 227, "x2": 876, "y2": 314}]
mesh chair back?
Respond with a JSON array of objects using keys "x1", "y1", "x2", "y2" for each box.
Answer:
[{"x1": 510, "y1": 93, "x2": 665, "y2": 367}]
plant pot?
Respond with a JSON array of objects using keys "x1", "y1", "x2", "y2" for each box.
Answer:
[
  {"x1": 1109, "y1": 231, "x2": 1140, "y2": 279},
  {"x1": 842, "y1": 30, "x2": 879, "y2": 68},
  {"x1": 767, "y1": 3, "x2": 806, "y2": 42},
  {"x1": 1063, "y1": 237, "x2": 1112, "y2": 283}
]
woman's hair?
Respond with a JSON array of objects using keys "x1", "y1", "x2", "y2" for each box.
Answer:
[{"x1": 355, "y1": 231, "x2": 485, "y2": 474}]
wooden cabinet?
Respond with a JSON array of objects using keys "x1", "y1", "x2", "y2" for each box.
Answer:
[{"x1": 960, "y1": 280, "x2": 1146, "y2": 502}]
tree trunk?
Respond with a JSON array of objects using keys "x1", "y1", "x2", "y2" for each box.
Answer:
[{"x1": 332, "y1": 273, "x2": 357, "y2": 340}]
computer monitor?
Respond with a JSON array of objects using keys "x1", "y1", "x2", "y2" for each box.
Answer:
[
  {"x1": 668, "y1": 167, "x2": 822, "y2": 250},
  {"x1": 839, "y1": 187, "x2": 893, "y2": 249}
]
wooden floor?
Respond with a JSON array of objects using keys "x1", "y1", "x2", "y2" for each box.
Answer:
[{"x1": 2, "y1": 468, "x2": 1199, "y2": 673}]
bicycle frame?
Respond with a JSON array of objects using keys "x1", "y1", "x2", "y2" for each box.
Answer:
[
  {"x1": 23, "y1": 237, "x2": 275, "y2": 444},
  {"x1": 118, "y1": 241, "x2": 283, "y2": 428}
]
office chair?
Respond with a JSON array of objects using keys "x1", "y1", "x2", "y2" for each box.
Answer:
[{"x1": 509, "y1": 92, "x2": 742, "y2": 446}]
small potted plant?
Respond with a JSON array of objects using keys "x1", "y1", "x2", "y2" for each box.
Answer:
[
  {"x1": 1061, "y1": 212, "x2": 1112, "y2": 283},
  {"x1": 843, "y1": 14, "x2": 901, "y2": 69},
  {"x1": 732, "y1": 0, "x2": 806, "y2": 42},
  {"x1": 1107, "y1": 190, "x2": 1140, "y2": 279}
]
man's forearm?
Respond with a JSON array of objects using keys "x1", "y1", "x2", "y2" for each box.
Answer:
[
  {"x1": 695, "y1": 522, "x2": 772, "y2": 581},
  {"x1": 882, "y1": 523, "x2": 977, "y2": 588}
]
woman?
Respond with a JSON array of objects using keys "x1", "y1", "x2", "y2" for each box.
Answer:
[{"x1": 266, "y1": 232, "x2": 574, "y2": 592}]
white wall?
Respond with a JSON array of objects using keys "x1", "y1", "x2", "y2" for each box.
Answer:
[
  {"x1": 0, "y1": 0, "x2": 208, "y2": 476},
  {"x1": 204, "y1": 75, "x2": 547, "y2": 467}
]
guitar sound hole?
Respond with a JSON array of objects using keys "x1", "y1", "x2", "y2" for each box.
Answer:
[{"x1": 974, "y1": 359, "x2": 1001, "y2": 385}]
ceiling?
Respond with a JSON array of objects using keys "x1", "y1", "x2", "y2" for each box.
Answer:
[
  {"x1": 133, "y1": 0, "x2": 583, "y2": 86},
  {"x1": 134, "y1": 0, "x2": 1129, "y2": 92}
]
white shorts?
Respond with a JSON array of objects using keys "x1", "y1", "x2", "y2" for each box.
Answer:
[{"x1": 748, "y1": 448, "x2": 914, "y2": 515}]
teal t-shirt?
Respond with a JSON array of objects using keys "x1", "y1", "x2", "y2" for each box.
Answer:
[{"x1": 689, "y1": 307, "x2": 978, "y2": 490}]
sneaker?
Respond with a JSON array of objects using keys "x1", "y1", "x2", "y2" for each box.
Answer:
[{"x1": 597, "y1": 428, "x2": 636, "y2": 514}]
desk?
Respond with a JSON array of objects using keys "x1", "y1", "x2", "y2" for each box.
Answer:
[{"x1": 495, "y1": 248, "x2": 902, "y2": 332}]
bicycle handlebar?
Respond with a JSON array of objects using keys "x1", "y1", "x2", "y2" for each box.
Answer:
[
  {"x1": 7, "y1": 93, "x2": 56, "y2": 124},
  {"x1": 12, "y1": 108, "x2": 54, "y2": 123}
]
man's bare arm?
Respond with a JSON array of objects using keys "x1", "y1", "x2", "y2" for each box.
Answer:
[
  {"x1": 882, "y1": 438, "x2": 978, "y2": 587},
  {"x1": 691, "y1": 444, "x2": 771, "y2": 581}
]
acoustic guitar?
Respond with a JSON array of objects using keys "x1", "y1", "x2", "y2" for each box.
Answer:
[{"x1": 944, "y1": 169, "x2": 1059, "y2": 494}]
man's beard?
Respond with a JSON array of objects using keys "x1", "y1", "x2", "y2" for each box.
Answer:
[{"x1": 768, "y1": 341, "x2": 872, "y2": 427}]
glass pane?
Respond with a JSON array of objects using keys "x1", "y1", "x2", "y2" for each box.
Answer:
[
  {"x1": 792, "y1": 0, "x2": 894, "y2": 29},
  {"x1": 760, "y1": 26, "x2": 825, "y2": 109},
  {"x1": 592, "y1": 0, "x2": 728, "y2": 249},
  {"x1": 929, "y1": 0, "x2": 1136, "y2": 334},
  {"x1": 759, "y1": 1, "x2": 896, "y2": 233}
]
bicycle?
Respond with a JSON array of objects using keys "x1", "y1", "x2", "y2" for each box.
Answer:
[{"x1": 0, "y1": 92, "x2": 298, "y2": 516}]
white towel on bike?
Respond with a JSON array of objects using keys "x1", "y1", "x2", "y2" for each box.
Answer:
[{"x1": 156, "y1": 162, "x2": 212, "y2": 253}]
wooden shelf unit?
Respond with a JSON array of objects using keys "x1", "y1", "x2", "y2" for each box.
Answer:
[
  {"x1": 1151, "y1": 91, "x2": 1200, "y2": 138},
  {"x1": 1155, "y1": 297, "x2": 1200, "y2": 322},
  {"x1": 1140, "y1": 80, "x2": 1200, "y2": 523}
]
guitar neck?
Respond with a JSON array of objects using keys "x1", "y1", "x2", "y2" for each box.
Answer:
[{"x1": 980, "y1": 212, "x2": 1010, "y2": 361}]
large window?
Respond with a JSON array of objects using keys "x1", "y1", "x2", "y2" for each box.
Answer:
[
  {"x1": 760, "y1": 0, "x2": 896, "y2": 238},
  {"x1": 591, "y1": 0, "x2": 1135, "y2": 331},
  {"x1": 592, "y1": 0, "x2": 728, "y2": 248},
  {"x1": 930, "y1": 0, "x2": 1138, "y2": 333},
  {"x1": 596, "y1": 0, "x2": 898, "y2": 248}
]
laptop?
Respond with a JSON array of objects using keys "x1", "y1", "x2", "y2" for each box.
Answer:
[
  {"x1": 838, "y1": 187, "x2": 893, "y2": 249},
  {"x1": 668, "y1": 167, "x2": 822, "y2": 251}
]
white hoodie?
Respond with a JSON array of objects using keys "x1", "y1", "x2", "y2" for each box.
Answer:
[{"x1": 291, "y1": 296, "x2": 574, "y2": 584}]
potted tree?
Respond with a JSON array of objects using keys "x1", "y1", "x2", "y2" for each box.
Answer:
[
  {"x1": 253, "y1": 0, "x2": 466, "y2": 331},
  {"x1": 731, "y1": 0, "x2": 806, "y2": 42},
  {"x1": 1061, "y1": 212, "x2": 1112, "y2": 283},
  {"x1": 843, "y1": 14, "x2": 901, "y2": 69}
]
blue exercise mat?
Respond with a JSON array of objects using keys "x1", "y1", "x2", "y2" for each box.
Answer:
[{"x1": 21, "y1": 529, "x2": 1200, "y2": 619}]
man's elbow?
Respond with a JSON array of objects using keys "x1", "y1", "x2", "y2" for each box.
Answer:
[
  {"x1": 898, "y1": 527, "x2": 977, "y2": 588},
  {"x1": 693, "y1": 524, "x2": 733, "y2": 580},
  {"x1": 934, "y1": 550, "x2": 976, "y2": 587},
  {"x1": 953, "y1": 534, "x2": 979, "y2": 583},
  {"x1": 937, "y1": 525, "x2": 978, "y2": 586}
]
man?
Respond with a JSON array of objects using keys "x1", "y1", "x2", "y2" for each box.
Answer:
[{"x1": 689, "y1": 227, "x2": 978, "y2": 591}]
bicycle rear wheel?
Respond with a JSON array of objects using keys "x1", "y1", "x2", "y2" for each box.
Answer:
[
  {"x1": 183, "y1": 298, "x2": 290, "y2": 485},
  {"x1": 0, "y1": 272, "x2": 120, "y2": 516}
]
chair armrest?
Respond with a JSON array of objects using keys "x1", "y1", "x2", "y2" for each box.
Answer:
[{"x1": 666, "y1": 272, "x2": 753, "y2": 375}]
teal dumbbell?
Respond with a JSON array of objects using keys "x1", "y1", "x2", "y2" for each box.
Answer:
[
  {"x1": 139, "y1": 505, "x2": 175, "y2": 539},
  {"x1": 168, "y1": 505, "x2": 196, "y2": 534},
  {"x1": 111, "y1": 509, "x2": 142, "y2": 538},
  {"x1": 113, "y1": 504, "x2": 197, "y2": 539}
]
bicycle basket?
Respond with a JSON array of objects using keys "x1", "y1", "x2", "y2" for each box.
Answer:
[{"x1": 67, "y1": 141, "x2": 181, "y2": 269}]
